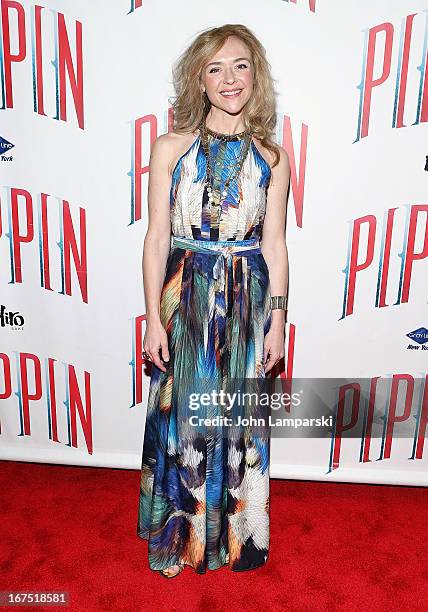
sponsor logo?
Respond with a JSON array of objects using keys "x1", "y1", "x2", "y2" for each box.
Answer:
[
  {"x1": 406, "y1": 327, "x2": 428, "y2": 346},
  {"x1": 0, "y1": 136, "x2": 14, "y2": 161},
  {"x1": 0, "y1": 304, "x2": 24, "y2": 329}
]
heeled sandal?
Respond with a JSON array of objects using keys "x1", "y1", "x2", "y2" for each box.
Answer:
[{"x1": 158, "y1": 561, "x2": 185, "y2": 578}]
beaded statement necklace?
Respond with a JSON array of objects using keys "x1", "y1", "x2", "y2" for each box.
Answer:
[{"x1": 199, "y1": 120, "x2": 253, "y2": 227}]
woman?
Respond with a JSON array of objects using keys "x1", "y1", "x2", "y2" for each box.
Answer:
[{"x1": 137, "y1": 23, "x2": 290, "y2": 577}]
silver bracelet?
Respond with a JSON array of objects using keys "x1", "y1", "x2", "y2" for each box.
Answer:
[{"x1": 271, "y1": 295, "x2": 288, "y2": 310}]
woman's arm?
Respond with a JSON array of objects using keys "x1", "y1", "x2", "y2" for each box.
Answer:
[
  {"x1": 142, "y1": 134, "x2": 174, "y2": 370},
  {"x1": 260, "y1": 145, "x2": 290, "y2": 372}
]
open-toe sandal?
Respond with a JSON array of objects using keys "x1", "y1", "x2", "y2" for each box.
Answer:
[{"x1": 158, "y1": 562, "x2": 185, "y2": 578}]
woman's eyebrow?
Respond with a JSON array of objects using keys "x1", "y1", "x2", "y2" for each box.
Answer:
[{"x1": 206, "y1": 57, "x2": 251, "y2": 66}]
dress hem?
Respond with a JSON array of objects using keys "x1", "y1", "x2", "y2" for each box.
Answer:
[{"x1": 137, "y1": 530, "x2": 268, "y2": 574}]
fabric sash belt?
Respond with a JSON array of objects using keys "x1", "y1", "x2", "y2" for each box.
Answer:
[{"x1": 171, "y1": 236, "x2": 262, "y2": 293}]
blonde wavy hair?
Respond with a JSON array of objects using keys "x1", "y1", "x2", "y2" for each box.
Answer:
[{"x1": 170, "y1": 24, "x2": 281, "y2": 168}]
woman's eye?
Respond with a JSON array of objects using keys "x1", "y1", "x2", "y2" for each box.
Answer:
[{"x1": 208, "y1": 64, "x2": 249, "y2": 74}]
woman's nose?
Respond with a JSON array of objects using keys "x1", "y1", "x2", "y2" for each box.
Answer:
[{"x1": 223, "y1": 67, "x2": 236, "y2": 83}]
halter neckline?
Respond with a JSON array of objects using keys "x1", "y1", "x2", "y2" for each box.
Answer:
[{"x1": 202, "y1": 125, "x2": 250, "y2": 142}]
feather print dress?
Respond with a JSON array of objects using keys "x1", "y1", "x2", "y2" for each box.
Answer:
[{"x1": 137, "y1": 128, "x2": 273, "y2": 573}]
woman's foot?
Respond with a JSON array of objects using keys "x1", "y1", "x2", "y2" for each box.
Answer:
[{"x1": 159, "y1": 562, "x2": 185, "y2": 578}]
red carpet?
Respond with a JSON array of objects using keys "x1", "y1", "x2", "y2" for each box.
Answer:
[{"x1": 1, "y1": 460, "x2": 427, "y2": 611}]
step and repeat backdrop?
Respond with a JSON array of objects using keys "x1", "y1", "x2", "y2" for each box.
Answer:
[{"x1": 0, "y1": 0, "x2": 427, "y2": 485}]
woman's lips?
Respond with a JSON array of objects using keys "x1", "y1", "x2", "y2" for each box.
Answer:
[{"x1": 220, "y1": 89, "x2": 243, "y2": 98}]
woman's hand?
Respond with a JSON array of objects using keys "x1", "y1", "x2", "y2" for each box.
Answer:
[
  {"x1": 143, "y1": 317, "x2": 170, "y2": 372},
  {"x1": 263, "y1": 318, "x2": 286, "y2": 374}
]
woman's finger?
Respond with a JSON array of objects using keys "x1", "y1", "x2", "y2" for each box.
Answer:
[
  {"x1": 151, "y1": 346, "x2": 167, "y2": 372},
  {"x1": 160, "y1": 339, "x2": 170, "y2": 363}
]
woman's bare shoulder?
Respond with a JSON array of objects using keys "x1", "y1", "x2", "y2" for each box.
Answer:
[
  {"x1": 151, "y1": 131, "x2": 200, "y2": 176},
  {"x1": 252, "y1": 137, "x2": 285, "y2": 169}
]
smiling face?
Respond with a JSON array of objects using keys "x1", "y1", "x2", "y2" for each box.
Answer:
[{"x1": 200, "y1": 36, "x2": 254, "y2": 116}]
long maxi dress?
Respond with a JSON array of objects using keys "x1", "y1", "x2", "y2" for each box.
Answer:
[{"x1": 137, "y1": 128, "x2": 273, "y2": 574}]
